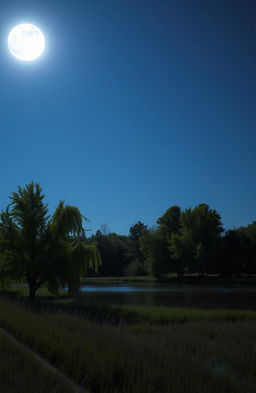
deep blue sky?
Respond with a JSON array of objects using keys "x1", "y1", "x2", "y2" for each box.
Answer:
[{"x1": 0, "y1": 0, "x2": 255, "y2": 234}]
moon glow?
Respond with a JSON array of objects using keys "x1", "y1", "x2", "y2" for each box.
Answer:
[{"x1": 8, "y1": 24, "x2": 45, "y2": 61}]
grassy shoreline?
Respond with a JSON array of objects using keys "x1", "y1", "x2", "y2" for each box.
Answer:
[
  {"x1": 0, "y1": 295, "x2": 256, "y2": 393},
  {"x1": 2, "y1": 283, "x2": 256, "y2": 392}
]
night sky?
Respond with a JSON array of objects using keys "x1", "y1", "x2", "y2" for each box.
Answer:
[{"x1": 0, "y1": 0, "x2": 255, "y2": 234}]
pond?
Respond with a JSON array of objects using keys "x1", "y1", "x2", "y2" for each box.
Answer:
[{"x1": 79, "y1": 283, "x2": 256, "y2": 310}]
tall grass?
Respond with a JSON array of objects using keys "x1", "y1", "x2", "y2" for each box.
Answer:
[
  {"x1": 0, "y1": 298, "x2": 255, "y2": 393},
  {"x1": 118, "y1": 304, "x2": 256, "y2": 323},
  {"x1": 0, "y1": 330, "x2": 74, "y2": 393}
]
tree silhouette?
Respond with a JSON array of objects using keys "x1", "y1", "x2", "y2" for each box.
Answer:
[
  {"x1": 0, "y1": 182, "x2": 101, "y2": 299},
  {"x1": 127, "y1": 221, "x2": 147, "y2": 264}
]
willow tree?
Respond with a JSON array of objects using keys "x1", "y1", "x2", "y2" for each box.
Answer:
[{"x1": 0, "y1": 182, "x2": 101, "y2": 299}]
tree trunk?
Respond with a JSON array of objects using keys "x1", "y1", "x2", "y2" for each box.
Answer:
[
  {"x1": 1, "y1": 278, "x2": 5, "y2": 292},
  {"x1": 28, "y1": 283, "x2": 36, "y2": 300}
]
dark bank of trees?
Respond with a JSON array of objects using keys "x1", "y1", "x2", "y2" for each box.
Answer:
[
  {"x1": 0, "y1": 182, "x2": 101, "y2": 298},
  {"x1": 87, "y1": 205, "x2": 256, "y2": 279},
  {"x1": 140, "y1": 204, "x2": 223, "y2": 277},
  {"x1": 139, "y1": 204, "x2": 256, "y2": 278},
  {"x1": 87, "y1": 221, "x2": 148, "y2": 277}
]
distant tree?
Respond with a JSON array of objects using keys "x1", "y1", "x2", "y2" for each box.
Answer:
[
  {"x1": 127, "y1": 221, "x2": 147, "y2": 264},
  {"x1": 180, "y1": 204, "x2": 223, "y2": 275},
  {"x1": 129, "y1": 221, "x2": 147, "y2": 242},
  {"x1": 169, "y1": 232, "x2": 194, "y2": 278},
  {"x1": 0, "y1": 183, "x2": 101, "y2": 299},
  {"x1": 195, "y1": 243, "x2": 206, "y2": 276},
  {"x1": 237, "y1": 221, "x2": 256, "y2": 244},
  {"x1": 167, "y1": 204, "x2": 223, "y2": 276},
  {"x1": 123, "y1": 259, "x2": 147, "y2": 277},
  {"x1": 140, "y1": 207, "x2": 182, "y2": 278},
  {"x1": 140, "y1": 228, "x2": 170, "y2": 277},
  {"x1": 236, "y1": 223, "x2": 256, "y2": 274},
  {"x1": 89, "y1": 231, "x2": 129, "y2": 276},
  {"x1": 183, "y1": 204, "x2": 223, "y2": 245},
  {"x1": 218, "y1": 230, "x2": 256, "y2": 276},
  {"x1": 99, "y1": 223, "x2": 110, "y2": 235},
  {"x1": 157, "y1": 206, "x2": 181, "y2": 238}
]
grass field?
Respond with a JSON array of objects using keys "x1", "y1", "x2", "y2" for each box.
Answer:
[
  {"x1": 0, "y1": 295, "x2": 256, "y2": 393},
  {"x1": 118, "y1": 304, "x2": 256, "y2": 323},
  {"x1": 0, "y1": 328, "x2": 74, "y2": 393}
]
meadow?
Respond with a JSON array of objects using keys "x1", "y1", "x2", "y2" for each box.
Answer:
[
  {"x1": 0, "y1": 327, "x2": 74, "y2": 393},
  {"x1": 0, "y1": 287, "x2": 256, "y2": 393}
]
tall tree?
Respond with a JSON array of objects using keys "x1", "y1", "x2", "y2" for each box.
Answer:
[
  {"x1": 169, "y1": 232, "x2": 194, "y2": 278},
  {"x1": 237, "y1": 221, "x2": 256, "y2": 244},
  {"x1": 157, "y1": 205, "x2": 181, "y2": 238},
  {"x1": 127, "y1": 221, "x2": 147, "y2": 264},
  {"x1": 140, "y1": 228, "x2": 170, "y2": 277},
  {"x1": 0, "y1": 183, "x2": 101, "y2": 299},
  {"x1": 172, "y1": 204, "x2": 223, "y2": 275},
  {"x1": 91, "y1": 231, "x2": 129, "y2": 276},
  {"x1": 219, "y1": 230, "x2": 256, "y2": 276},
  {"x1": 140, "y1": 207, "x2": 182, "y2": 278}
]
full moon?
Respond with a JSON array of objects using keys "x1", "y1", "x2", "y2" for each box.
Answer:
[{"x1": 8, "y1": 24, "x2": 45, "y2": 61}]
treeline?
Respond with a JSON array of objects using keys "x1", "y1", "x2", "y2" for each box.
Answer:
[
  {"x1": 88, "y1": 221, "x2": 147, "y2": 277},
  {"x1": 88, "y1": 204, "x2": 256, "y2": 278}
]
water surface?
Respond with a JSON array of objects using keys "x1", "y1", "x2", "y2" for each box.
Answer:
[{"x1": 79, "y1": 283, "x2": 256, "y2": 310}]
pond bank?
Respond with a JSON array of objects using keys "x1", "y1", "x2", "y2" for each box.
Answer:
[{"x1": 82, "y1": 275, "x2": 256, "y2": 285}]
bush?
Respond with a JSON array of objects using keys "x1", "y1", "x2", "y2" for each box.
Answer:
[{"x1": 124, "y1": 259, "x2": 147, "y2": 276}]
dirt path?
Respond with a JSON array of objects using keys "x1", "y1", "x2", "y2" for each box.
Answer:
[{"x1": 0, "y1": 326, "x2": 91, "y2": 393}]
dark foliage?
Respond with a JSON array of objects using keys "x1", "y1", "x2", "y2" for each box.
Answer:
[{"x1": 88, "y1": 231, "x2": 130, "y2": 276}]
